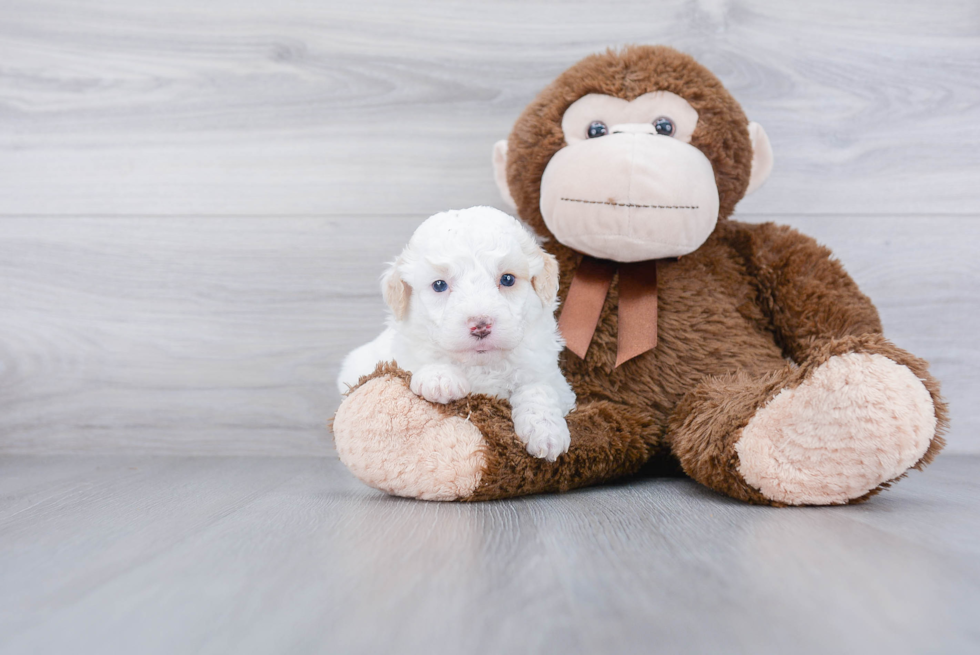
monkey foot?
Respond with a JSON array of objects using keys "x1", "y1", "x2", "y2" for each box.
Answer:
[
  {"x1": 333, "y1": 373, "x2": 486, "y2": 501},
  {"x1": 735, "y1": 353, "x2": 937, "y2": 505},
  {"x1": 332, "y1": 363, "x2": 652, "y2": 502}
]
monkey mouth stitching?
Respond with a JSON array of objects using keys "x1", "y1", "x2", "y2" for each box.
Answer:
[{"x1": 560, "y1": 197, "x2": 698, "y2": 210}]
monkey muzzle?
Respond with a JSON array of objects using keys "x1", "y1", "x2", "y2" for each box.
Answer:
[{"x1": 539, "y1": 125, "x2": 720, "y2": 263}]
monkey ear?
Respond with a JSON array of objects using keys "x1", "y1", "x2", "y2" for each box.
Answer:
[
  {"x1": 745, "y1": 122, "x2": 774, "y2": 195},
  {"x1": 492, "y1": 140, "x2": 518, "y2": 211},
  {"x1": 381, "y1": 259, "x2": 411, "y2": 321},
  {"x1": 531, "y1": 251, "x2": 560, "y2": 307}
]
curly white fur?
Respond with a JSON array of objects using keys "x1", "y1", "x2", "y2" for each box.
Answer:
[{"x1": 338, "y1": 206, "x2": 576, "y2": 461}]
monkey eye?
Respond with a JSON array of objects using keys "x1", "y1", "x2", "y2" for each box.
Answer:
[
  {"x1": 431, "y1": 280, "x2": 448, "y2": 292},
  {"x1": 653, "y1": 117, "x2": 675, "y2": 136},
  {"x1": 499, "y1": 273, "x2": 516, "y2": 287},
  {"x1": 587, "y1": 121, "x2": 608, "y2": 138}
]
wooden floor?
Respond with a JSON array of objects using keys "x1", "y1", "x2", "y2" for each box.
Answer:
[{"x1": 1, "y1": 454, "x2": 978, "y2": 654}]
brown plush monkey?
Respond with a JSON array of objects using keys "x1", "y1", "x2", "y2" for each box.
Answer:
[{"x1": 332, "y1": 46, "x2": 946, "y2": 505}]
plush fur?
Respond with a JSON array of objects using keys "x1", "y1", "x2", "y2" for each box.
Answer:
[
  {"x1": 333, "y1": 364, "x2": 486, "y2": 501},
  {"x1": 736, "y1": 352, "x2": 936, "y2": 505},
  {"x1": 506, "y1": 46, "x2": 754, "y2": 233},
  {"x1": 332, "y1": 46, "x2": 947, "y2": 505}
]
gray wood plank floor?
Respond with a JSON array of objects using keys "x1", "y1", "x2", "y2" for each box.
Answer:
[{"x1": 1, "y1": 455, "x2": 978, "y2": 654}]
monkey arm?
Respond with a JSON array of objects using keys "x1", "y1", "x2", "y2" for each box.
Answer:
[{"x1": 742, "y1": 221, "x2": 884, "y2": 362}]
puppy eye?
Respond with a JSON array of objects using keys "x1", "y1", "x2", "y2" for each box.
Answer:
[
  {"x1": 653, "y1": 117, "x2": 675, "y2": 136},
  {"x1": 587, "y1": 121, "x2": 608, "y2": 138},
  {"x1": 499, "y1": 274, "x2": 516, "y2": 287},
  {"x1": 431, "y1": 280, "x2": 448, "y2": 292}
]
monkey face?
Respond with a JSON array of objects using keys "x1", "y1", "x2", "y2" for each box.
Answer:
[
  {"x1": 539, "y1": 91, "x2": 719, "y2": 262},
  {"x1": 493, "y1": 46, "x2": 774, "y2": 264}
]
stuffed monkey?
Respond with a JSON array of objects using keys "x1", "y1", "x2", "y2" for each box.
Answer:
[{"x1": 332, "y1": 46, "x2": 946, "y2": 506}]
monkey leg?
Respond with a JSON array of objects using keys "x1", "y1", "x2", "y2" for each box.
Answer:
[
  {"x1": 332, "y1": 363, "x2": 649, "y2": 501},
  {"x1": 667, "y1": 334, "x2": 947, "y2": 506}
]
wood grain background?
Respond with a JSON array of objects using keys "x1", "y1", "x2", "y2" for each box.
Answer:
[{"x1": 1, "y1": 0, "x2": 978, "y2": 454}]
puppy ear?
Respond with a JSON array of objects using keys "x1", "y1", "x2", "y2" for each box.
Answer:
[
  {"x1": 381, "y1": 259, "x2": 411, "y2": 321},
  {"x1": 531, "y1": 251, "x2": 560, "y2": 306}
]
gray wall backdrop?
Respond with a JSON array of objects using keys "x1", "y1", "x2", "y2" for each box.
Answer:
[{"x1": 1, "y1": 0, "x2": 978, "y2": 455}]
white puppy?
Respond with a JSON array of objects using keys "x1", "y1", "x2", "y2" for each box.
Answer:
[{"x1": 337, "y1": 206, "x2": 576, "y2": 461}]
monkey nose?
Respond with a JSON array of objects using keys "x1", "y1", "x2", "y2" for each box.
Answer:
[
  {"x1": 610, "y1": 123, "x2": 656, "y2": 135},
  {"x1": 468, "y1": 317, "x2": 493, "y2": 340}
]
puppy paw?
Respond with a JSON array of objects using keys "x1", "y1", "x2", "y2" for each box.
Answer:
[
  {"x1": 513, "y1": 409, "x2": 571, "y2": 462},
  {"x1": 410, "y1": 364, "x2": 471, "y2": 404}
]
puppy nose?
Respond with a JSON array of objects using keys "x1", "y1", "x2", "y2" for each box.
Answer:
[{"x1": 468, "y1": 316, "x2": 493, "y2": 340}]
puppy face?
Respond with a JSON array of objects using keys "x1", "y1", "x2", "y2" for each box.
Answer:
[{"x1": 383, "y1": 207, "x2": 559, "y2": 365}]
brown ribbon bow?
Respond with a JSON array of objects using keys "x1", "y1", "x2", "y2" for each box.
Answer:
[{"x1": 557, "y1": 256, "x2": 659, "y2": 368}]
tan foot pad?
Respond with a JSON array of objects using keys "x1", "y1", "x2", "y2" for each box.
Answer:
[
  {"x1": 735, "y1": 353, "x2": 936, "y2": 505},
  {"x1": 333, "y1": 375, "x2": 486, "y2": 501}
]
